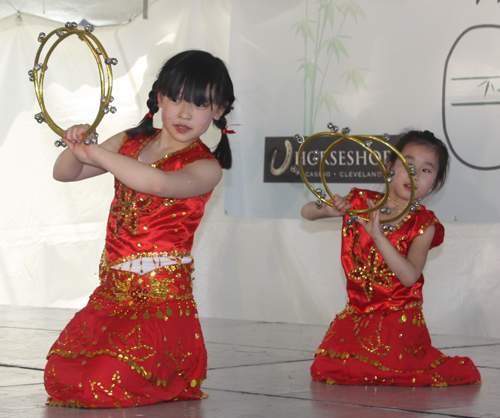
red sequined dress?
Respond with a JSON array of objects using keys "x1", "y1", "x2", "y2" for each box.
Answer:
[
  {"x1": 310, "y1": 188, "x2": 481, "y2": 386},
  {"x1": 44, "y1": 130, "x2": 216, "y2": 408}
]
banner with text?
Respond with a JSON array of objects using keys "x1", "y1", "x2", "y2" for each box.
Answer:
[{"x1": 226, "y1": 0, "x2": 500, "y2": 221}]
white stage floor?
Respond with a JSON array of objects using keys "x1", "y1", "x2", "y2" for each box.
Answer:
[{"x1": 0, "y1": 305, "x2": 498, "y2": 418}]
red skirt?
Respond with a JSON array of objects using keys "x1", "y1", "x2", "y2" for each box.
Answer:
[
  {"x1": 44, "y1": 262, "x2": 207, "y2": 408},
  {"x1": 311, "y1": 306, "x2": 481, "y2": 386}
]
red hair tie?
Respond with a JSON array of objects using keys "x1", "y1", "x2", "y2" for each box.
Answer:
[
  {"x1": 139, "y1": 112, "x2": 154, "y2": 124},
  {"x1": 221, "y1": 124, "x2": 239, "y2": 135}
]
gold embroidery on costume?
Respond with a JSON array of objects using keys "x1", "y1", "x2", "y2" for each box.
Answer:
[
  {"x1": 412, "y1": 311, "x2": 425, "y2": 326},
  {"x1": 90, "y1": 370, "x2": 141, "y2": 407},
  {"x1": 98, "y1": 263, "x2": 194, "y2": 306},
  {"x1": 163, "y1": 198, "x2": 177, "y2": 207},
  {"x1": 403, "y1": 342, "x2": 426, "y2": 360},
  {"x1": 344, "y1": 226, "x2": 394, "y2": 301},
  {"x1": 164, "y1": 338, "x2": 200, "y2": 387},
  {"x1": 397, "y1": 236, "x2": 410, "y2": 252},
  {"x1": 55, "y1": 323, "x2": 93, "y2": 349},
  {"x1": 110, "y1": 183, "x2": 156, "y2": 238},
  {"x1": 321, "y1": 328, "x2": 337, "y2": 344},
  {"x1": 108, "y1": 326, "x2": 156, "y2": 362},
  {"x1": 45, "y1": 365, "x2": 74, "y2": 396},
  {"x1": 429, "y1": 372, "x2": 448, "y2": 387},
  {"x1": 419, "y1": 218, "x2": 435, "y2": 235},
  {"x1": 358, "y1": 330, "x2": 391, "y2": 356}
]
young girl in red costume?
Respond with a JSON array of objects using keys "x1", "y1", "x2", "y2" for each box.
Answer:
[
  {"x1": 302, "y1": 130, "x2": 481, "y2": 387},
  {"x1": 44, "y1": 50, "x2": 235, "y2": 408}
]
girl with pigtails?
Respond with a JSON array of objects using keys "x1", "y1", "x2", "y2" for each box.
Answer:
[{"x1": 44, "y1": 50, "x2": 235, "y2": 408}]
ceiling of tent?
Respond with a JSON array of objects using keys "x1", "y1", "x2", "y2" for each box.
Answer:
[{"x1": 0, "y1": 0, "x2": 157, "y2": 26}]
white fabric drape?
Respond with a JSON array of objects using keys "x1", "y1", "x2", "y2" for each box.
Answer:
[
  {"x1": 0, "y1": 0, "x2": 155, "y2": 25},
  {"x1": 0, "y1": 0, "x2": 231, "y2": 306}
]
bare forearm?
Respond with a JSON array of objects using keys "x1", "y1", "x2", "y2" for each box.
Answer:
[
  {"x1": 53, "y1": 148, "x2": 85, "y2": 181},
  {"x1": 92, "y1": 147, "x2": 165, "y2": 193},
  {"x1": 53, "y1": 148, "x2": 109, "y2": 181},
  {"x1": 53, "y1": 130, "x2": 124, "y2": 181},
  {"x1": 301, "y1": 202, "x2": 332, "y2": 220},
  {"x1": 371, "y1": 234, "x2": 423, "y2": 286},
  {"x1": 91, "y1": 146, "x2": 221, "y2": 198},
  {"x1": 356, "y1": 200, "x2": 433, "y2": 287},
  {"x1": 301, "y1": 195, "x2": 351, "y2": 220}
]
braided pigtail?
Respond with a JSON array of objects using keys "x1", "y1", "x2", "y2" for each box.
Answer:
[
  {"x1": 126, "y1": 81, "x2": 160, "y2": 139},
  {"x1": 212, "y1": 114, "x2": 232, "y2": 169}
]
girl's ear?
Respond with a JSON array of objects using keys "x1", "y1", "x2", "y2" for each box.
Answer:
[
  {"x1": 157, "y1": 92, "x2": 163, "y2": 108},
  {"x1": 213, "y1": 103, "x2": 228, "y2": 121}
]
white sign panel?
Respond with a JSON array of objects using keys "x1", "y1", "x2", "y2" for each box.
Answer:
[{"x1": 226, "y1": 0, "x2": 500, "y2": 222}]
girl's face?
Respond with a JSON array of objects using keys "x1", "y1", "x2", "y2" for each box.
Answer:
[
  {"x1": 157, "y1": 90, "x2": 225, "y2": 146},
  {"x1": 389, "y1": 143, "x2": 440, "y2": 203}
]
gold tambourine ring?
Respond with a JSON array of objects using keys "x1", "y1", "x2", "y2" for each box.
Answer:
[
  {"x1": 295, "y1": 129, "x2": 415, "y2": 225},
  {"x1": 29, "y1": 22, "x2": 117, "y2": 147}
]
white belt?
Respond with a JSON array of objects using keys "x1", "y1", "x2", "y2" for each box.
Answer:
[{"x1": 111, "y1": 256, "x2": 193, "y2": 275}]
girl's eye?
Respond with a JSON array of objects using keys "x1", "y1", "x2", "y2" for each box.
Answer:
[{"x1": 423, "y1": 168, "x2": 431, "y2": 173}]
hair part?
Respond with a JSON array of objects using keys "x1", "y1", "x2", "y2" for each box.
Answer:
[
  {"x1": 386, "y1": 130, "x2": 450, "y2": 194},
  {"x1": 126, "y1": 50, "x2": 235, "y2": 169}
]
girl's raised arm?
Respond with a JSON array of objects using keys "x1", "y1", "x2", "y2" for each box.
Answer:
[
  {"x1": 54, "y1": 124, "x2": 223, "y2": 198},
  {"x1": 88, "y1": 146, "x2": 222, "y2": 198},
  {"x1": 301, "y1": 194, "x2": 351, "y2": 220},
  {"x1": 357, "y1": 200, "x2": 436, "y2": 287}
]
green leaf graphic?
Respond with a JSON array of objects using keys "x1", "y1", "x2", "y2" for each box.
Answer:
[{"x1": 292, "y1": 0, "x2": 368, "y2": 135}]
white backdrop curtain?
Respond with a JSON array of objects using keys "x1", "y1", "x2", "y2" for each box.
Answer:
[
  {"x1": 0, "y1": 0, "x2": 231, "y2": 307},
  {"x1": 0, "y1": 0, "x2": 499, "y2": 340}
]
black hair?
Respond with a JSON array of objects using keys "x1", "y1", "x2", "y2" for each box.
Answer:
[
  {"x1": 386, "y1": 130, "x2": 450, "y2": 194},
  {"x1": 126, "y1": 50, "x2": 235, "y2": 169}
]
